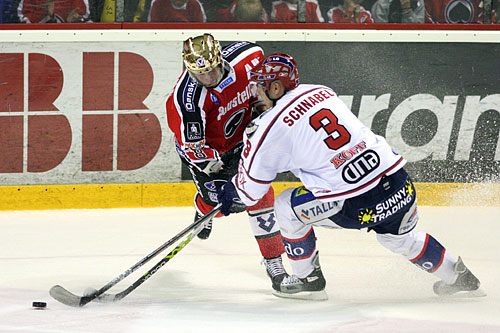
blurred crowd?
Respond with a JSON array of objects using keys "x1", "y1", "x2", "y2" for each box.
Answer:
[{"x1": 1, "y1": 0, "x2": 498, "y2": 24}]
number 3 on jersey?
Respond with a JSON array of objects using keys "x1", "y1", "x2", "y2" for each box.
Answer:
[{"x1": 309, "y1": 108, "x2": 351, "y2": 150}]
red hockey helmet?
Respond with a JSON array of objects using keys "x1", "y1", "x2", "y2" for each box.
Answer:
[{"x1": 249, "y1": 53, "x2": 299, "y2": 93}]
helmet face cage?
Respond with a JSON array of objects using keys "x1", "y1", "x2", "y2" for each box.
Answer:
[
  {"x1": 183, "y1": 34, "x2": 222, "y2": 74},
  {"x1": 249, "y1": 53, "x2": 299, "y2": 93}
]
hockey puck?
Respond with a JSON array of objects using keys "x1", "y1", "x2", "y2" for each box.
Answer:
[{"x1": 32, "y1": 301, "x2": 47, "y2": 309}]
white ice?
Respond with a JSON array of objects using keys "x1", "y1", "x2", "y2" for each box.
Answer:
[{"x1": 1, "y1": 206, "x2": 499, "y2": 333}]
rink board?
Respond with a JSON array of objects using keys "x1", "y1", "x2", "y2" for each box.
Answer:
[
  {"x1": 0, "y1": 182, "x2": 498, "y2": 210},
  {"x1": 1, "y1": 28, "x2": 499, "y2": 187},
  {"x1": 1, "y1": 28, "x2": 499, "y2": 210}
]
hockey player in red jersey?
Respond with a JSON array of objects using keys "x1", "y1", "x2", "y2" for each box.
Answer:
[
  {"x1": 166, "y1": 34, "x2": 288, "y2": 290},
  {"x1": 218, "y1": 53, "x2": 483, "y2": 300}
]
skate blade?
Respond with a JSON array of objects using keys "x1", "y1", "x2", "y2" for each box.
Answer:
[
  {"x1": 439, "y1": 288, "x2": 487, "y2": 298},
  {"x1": 272, "y1": 290, "x2": 328, "y2": 301}
]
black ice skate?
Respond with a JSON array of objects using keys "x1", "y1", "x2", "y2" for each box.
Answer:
[
  {"x1": 272, "y1": 253, "x2": 328, "y2": 301},
  {"x1": 263, "y1": 255, "x2": 288, "y2": 291},
  {"x1": 195, "y1": 212, "x2": 213, "y2": 240},
  {"x1": 433, "y1": 257, "x2": 485, "y2": 297}
]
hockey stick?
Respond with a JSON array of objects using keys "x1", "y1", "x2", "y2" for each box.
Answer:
[
  {"x1": 49, "y1": 205, "x2": 220, "y2": 307},
  {"x1": 93, "y1": 220, "x2": 206, "y2": 303}
]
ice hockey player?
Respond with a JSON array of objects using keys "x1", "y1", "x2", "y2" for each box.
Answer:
[
  {"x1": 217, "y1": 53, "x2": 483, "y2": 300},
  {"x1": 166, "y1": 34, "x2": 288, "y2": 290}
]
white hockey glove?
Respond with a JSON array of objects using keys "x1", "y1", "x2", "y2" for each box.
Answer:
[{"x1": 200, "y1": 159, "x2": 224, "y2": 176}]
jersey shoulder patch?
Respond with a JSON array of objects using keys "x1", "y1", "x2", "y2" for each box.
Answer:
[{"x1": 245, "y1": 120, "x2": 259, "y2": 139}]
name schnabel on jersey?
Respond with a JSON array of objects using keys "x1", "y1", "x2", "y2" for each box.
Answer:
[{"x1": 358, "y1": 179, "x2": 415, "y2": 225}]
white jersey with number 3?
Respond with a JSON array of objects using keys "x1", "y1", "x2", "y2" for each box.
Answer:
[{"x1": 233, "y1": 84, "x2": 406, "y2": 206}]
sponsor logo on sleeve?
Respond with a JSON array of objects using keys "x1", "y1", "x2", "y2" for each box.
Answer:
[
  {"x1": 187, "y1": 122, "x2": 202, "y2": 140},
  {"x1": 221, "y1": 42, "x2": 249, "y2": 57},
  {"x1": 183, "y1": 81, "x2": 197, "y2": 112}
]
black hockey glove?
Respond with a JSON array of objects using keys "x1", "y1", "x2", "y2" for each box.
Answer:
[
  {"x1": 217, "y1": 180, "x2": 246, "y2": 216},
  {"x1": 220, "y1": 142, "x2": 244, "y2": 165}
]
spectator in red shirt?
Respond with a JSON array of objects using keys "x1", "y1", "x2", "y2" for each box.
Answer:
[
  {"x1": 215, "y1": 0, "x2": 269, "y2": 22},
  {"x1": 270, "y1": 0, "x2": 324, "y2": 22},
  {"x1": 18, "y1": 0, "x2": 89, "y2": 23},
  {"x1": 148, "y1": 0, "x2": 206, "y2": 22},
  {"x1": 327, "y1": 0, "x2": 374, "y2": 22}
]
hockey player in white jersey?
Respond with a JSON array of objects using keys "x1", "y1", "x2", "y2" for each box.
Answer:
[{"x1": 217, "y1": 53, "x2": 482, "y2": 300}]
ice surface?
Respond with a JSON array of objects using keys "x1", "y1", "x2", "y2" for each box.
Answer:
[{"x1": 1, "y1": 206, "x2": 499, "y2": 332}]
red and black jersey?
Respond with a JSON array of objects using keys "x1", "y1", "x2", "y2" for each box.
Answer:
[{"x1": 166, "y1": 42, "x2": 263, "y2": 166}]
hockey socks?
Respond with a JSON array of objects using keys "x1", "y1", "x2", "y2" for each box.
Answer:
[
  {"x1": 406, "y1": 232, "x2": 459, "y2": 285},
  {"x1": 281, "y1": 227, "x2": 317, "y2": 278},
  {"x1": 255, "y1": 231, "x2": 285, "y2": 258}
]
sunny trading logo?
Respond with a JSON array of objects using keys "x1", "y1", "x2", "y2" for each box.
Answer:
[{"x1": 358, "y1": 180, "x2": 414, "y2": 224}]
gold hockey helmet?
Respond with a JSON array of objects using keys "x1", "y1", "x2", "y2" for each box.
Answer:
[{"x1": 183, "y1": 34, "x2": 222, "y2": 74}]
